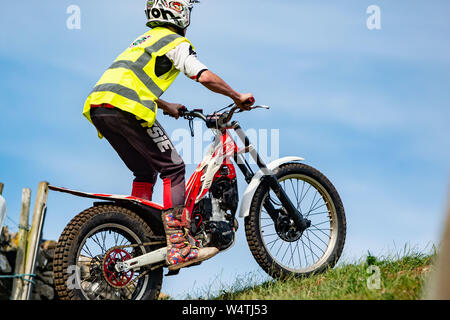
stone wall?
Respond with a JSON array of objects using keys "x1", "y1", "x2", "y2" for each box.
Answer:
[{"x1": 0, "y1": 226, "x2": 57, "y2": 300}]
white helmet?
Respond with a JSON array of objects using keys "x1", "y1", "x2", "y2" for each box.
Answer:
[{"x1": 145, "y1": 0, "x2": 199, "y2": 31}]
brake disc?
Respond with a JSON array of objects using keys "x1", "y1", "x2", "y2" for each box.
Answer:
[{"x1": 101, "y1": 239, "x2": 166, "y2": 290}]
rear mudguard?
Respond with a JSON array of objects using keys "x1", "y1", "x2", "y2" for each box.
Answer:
[
  {"x1": 48, "y1": 185, "x2": 164, "y2": 210},
  {"x1": 48, "y1": 185, "x2": 165, "y2": 236},
  {"x1": 238, "y1": 156, "x2": 305, "y2": 218}
]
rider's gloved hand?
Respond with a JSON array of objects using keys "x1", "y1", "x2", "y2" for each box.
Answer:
[
  {"x1": 234, "y1": 93, "x2": 255, "y2": 111},
  {"x1": 157, "y1": 99, "x2": 185, "y2": 119},
  {"x1": 167, "y1": 103, "x2": 185, "y2": 119}
]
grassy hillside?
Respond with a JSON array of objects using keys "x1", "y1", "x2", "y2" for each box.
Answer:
[{"x1": 184, "y1": 250, "x2": 434, "y2": 300}]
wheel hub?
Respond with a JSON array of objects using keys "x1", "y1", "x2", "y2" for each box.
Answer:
[
  {"x1": 275, "y1": 215, "x2": 303, "y2": 242},
  {"x1": 102, "y1": 248, "x2": 134, "y2": 288}
]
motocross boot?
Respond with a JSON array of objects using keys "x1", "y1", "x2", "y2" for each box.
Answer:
[{"x1": 162, "y1": 206, "x2": 218, "y2": 270}]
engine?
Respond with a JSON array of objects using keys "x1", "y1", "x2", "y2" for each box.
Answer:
[
  {"x1": 190, "y1": 165, "x2": 239, "y2": 251},
  {"x1": 208, "y1": 221, "x2": 234, "y2": 251}
]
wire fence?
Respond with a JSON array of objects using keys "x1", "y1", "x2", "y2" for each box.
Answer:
[{"x1": 0, "y1": 182, "x2": 48, "y2": 300}]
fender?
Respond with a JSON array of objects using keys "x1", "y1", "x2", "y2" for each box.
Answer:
[
  {"x1": 238, "y1": 156, "x2": 305, "y2": 218},
  {"x1": 48, "y1": 185, "x2": 164, "y2": 210}
]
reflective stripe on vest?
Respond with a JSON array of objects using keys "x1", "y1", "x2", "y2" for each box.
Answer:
[
  {"x1": 90, "y1": 83, "x2": 157, "y2": 112},
  {"x1": 105, "y1": 33, "x2": 181, "y2": 97}
]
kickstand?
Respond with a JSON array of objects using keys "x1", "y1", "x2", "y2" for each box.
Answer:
[{"x1": 165, "y1": 269, "x2": 180, "y2": 276}]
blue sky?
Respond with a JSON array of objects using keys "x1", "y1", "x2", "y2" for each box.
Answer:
[{"x1": 1, "y1": 0, "x2": 449, "y2": 298}]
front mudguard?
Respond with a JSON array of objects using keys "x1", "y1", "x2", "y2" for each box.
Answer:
[{"x1": 238, "y1": 156, "x2": 305, "y2": 218}]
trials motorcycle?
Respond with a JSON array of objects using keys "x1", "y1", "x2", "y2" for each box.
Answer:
[{"x1": 51, "y1": 103, "x2": 346, "y2": 300}]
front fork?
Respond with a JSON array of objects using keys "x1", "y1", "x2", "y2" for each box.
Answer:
[
  {"x1": 261, "y1": 175, "x2": 311, "y2": 231},
  {"x1": 232, "y1": 124, "x2": 311, "y2": 232}
]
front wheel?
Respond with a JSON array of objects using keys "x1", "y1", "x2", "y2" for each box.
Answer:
[{"x1": 245, "y1": 162, "x2": 346, "y2": 279}]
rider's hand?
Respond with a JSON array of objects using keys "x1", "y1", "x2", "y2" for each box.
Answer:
[
  {"x1": 163, "y1": 103, "x2": 185, "y2": 119},
  {"x1": 234, "y1": 93, "x2": 255, "y2": 111}
]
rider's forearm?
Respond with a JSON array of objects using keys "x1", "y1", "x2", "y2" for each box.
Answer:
[{"x1": 198, "y1": 70, "x2": 241, "y2": 102}]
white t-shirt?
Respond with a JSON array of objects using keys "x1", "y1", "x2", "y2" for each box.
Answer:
[{"x1": 165, "y1": 42, "x2": 208, "y2": 81}]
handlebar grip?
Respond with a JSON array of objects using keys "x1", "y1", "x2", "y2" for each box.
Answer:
[
  {"x1": 163, "y1": 106, "x2": 188, "y2": 117},
  {"x1": 243, "y1": 97, "x2": 255, "y2": 107},
  {"x1": 178, "y1": 106, "x2": 187, "y2": 117}
]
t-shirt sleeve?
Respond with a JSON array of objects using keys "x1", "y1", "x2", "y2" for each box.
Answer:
[{"x1": 165, "y1": 42, "x2": 208, "y2": 81}]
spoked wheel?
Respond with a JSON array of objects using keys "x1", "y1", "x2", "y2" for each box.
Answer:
[
  {"x1": 76, "y1": 224, "x2": 149, "y2": 300},
  {"x1": 53, "y1": 205, "x2": 164, "y2": 300},
  {"x1": 245, "y1": 163, "x2": 346, "y2": 279}
]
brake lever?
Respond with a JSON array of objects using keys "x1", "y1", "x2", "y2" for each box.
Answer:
[
  {"x1": 253, "y1": 105, "x2": 270, "y2": 110},
  {"x1": 235, "y1": 105, "x2": 270, "y2": 113},
  {"x1": 189, "y1": 118, "x2": 194, "y2": 137}
]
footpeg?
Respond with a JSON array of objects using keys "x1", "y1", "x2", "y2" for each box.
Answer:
[{"x1": 165, "y1": 269, "x2": 180, "y2": 276}]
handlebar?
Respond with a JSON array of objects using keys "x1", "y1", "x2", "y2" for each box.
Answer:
[
  {"x1": 163, "y1": 98, "x2": 269, "y2": 133},
  {"x1": 178, "y1": 106, "x2": 205, "y2": 120},
  {"x1": 182, "y1": 105, "x2": 268, "y2": 124}
]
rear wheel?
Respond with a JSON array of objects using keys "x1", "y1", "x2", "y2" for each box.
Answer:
[
  {"x1": 53, "y1": 205, "x2": 164, "y2": 300},
  {"x1": 245, "y1": 163, "x2": 346, "y2": 279}
]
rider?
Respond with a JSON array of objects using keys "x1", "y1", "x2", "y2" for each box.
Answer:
[{"x1": 82, "y1": 0, "x2": 255, "y2": 270}]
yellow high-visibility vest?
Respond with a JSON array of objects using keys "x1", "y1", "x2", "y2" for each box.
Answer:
[{"x1": 83, "y1": 27, "x2": 193, "y2": 136}]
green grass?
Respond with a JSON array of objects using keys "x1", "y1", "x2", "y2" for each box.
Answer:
[{"x1": 182, "y1": 247, "x2": 435, "y2": 300}]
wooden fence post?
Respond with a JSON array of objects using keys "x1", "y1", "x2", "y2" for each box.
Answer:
[
  {"x1": 423, "y1": 191, "x2": 450, "y2": 299},
  {"x1": 0, "y1": 182, "x2": 6, "y2": 232},
  {"x1": 11, "y1": 188, "x2": 31, "y2": 300},
  {"x1": 21, "y1": 181, "x2": 49, "y2": 300},
  {"x1": 0, "y1": 183, "x2": 5, "y2": 230}
]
